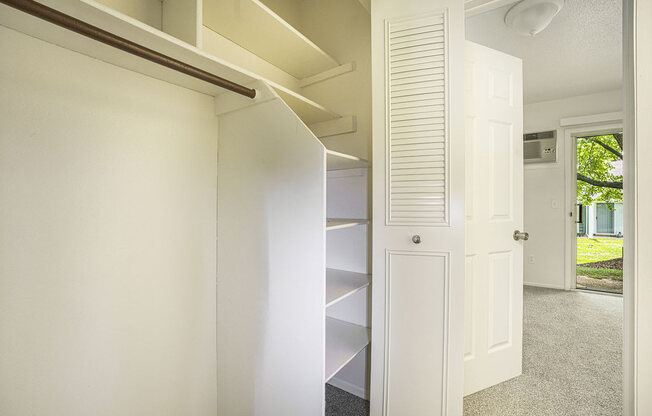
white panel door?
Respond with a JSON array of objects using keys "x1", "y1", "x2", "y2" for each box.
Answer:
[
  {"x1": 371, "y1": 1, "x2": 466, "y2": 415},
  {"x1": 463, "y1": 41, "x2": 523, "y2": 396}
]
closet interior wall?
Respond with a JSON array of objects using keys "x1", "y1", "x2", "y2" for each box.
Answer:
[
  {"x1": 0, "y1": 0, "x2": 373, "y2": 413},
  {"x1": 0, "y1": 23, "x2": 218, "y2": 415}
]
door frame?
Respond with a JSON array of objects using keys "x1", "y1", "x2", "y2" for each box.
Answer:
[
  {"x1": 465, "y1": 0, "x2": 641, "y2": 412},
  {"x1": 563, "y1": 121, "x2": 623, "y2": 291}
]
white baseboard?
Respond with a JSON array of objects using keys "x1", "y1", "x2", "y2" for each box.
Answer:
[
  {"x1": 523, "y1": 281, "x2": 565, "y2": 290},
  {"x1": 327, "y1": 377, "x2": 369, "y2": 400}
]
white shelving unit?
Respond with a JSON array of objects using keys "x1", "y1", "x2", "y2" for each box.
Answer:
[
  {"x1": 214, "y1": 78, "x2": 370, "y2": 411},
  {"x1": 215, "y1": 82, "x2": 371, "y2": 411},
  {"x1": 203, "y1": 0, "x2": 339, "y2": 79},
  {"x1": 198, "y1": 26, "x2": 342, "y2": 126},
  {"x1": 11, "y1": 0, "x2": 346, "y2": 133},
  {"x1": 199, "y1": 0, "x2": 349, "y2": 131},
  {"x1": 324, "y1": 154, "x2": 371, "y2": 399},
  {"x1": 325, "y1": 317, "x2": 371, "y2": 383},
  {"x1": 326, "y1": 269, "x2": 370, "y2": 308}
]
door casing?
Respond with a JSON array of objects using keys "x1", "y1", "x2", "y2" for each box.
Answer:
[
  {"x1": 563, "y1": 122, "x2": 623, "y2": 291},
  {"x1": 370, "y1": 1, "x2": 641, "y2": 413}
]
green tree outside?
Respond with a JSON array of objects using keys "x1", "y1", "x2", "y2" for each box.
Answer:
[{"x1": 577, "y1": 133, "x2": 623, "y2": 205}]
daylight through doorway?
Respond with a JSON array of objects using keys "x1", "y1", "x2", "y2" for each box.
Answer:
[{"x1": 575, "y1": 133, "x2": 623, "y2": 294}]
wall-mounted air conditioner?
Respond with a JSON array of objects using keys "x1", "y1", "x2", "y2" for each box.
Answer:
[{"x1": 524, "y1": 130, "x2": 557, "y2": 164}]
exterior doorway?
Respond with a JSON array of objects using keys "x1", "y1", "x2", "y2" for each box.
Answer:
[{"x1": 573, "y1": 132, "x2": 624, "y2": 294}]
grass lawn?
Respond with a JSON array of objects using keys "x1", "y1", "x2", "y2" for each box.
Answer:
[
  {"x1": 577, "y1": 237, "x2": 623, "y2": 264},
  {"x1": 576, "y1": 266, "x2": 623, "y2": 280}
]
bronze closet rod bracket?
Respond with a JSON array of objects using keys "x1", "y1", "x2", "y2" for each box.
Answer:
[{"x1": 0, "y1": 0, "x2": 257, "y2": 99}]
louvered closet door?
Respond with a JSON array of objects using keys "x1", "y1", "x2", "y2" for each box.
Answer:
[
  {"x1": 371, "y1": 2, "x2": 466, "y2": 415},
  {"x1": 387, "y1": 13, "x2": 448, "y2": 225}
]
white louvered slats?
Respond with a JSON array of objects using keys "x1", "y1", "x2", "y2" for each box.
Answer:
[{"x1": 386, "y1": 12, "x2": 449, "y2": 225}]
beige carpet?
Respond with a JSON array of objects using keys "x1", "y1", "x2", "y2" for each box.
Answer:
[{"x1": 464, "y1": 286, "x2": 622, "y2": 416}]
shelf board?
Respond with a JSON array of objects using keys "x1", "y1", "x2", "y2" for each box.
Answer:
[
  {"x1": 326, "y1": 150, "x2": 369, "y2": 171},
  {"x1": 203, "y1": 0, "x2": 339, "y2": 79},
  {"x1": 325, "y1": 317, "x2": 370, "y2": 382},
  {"x1": 200, "y1": 26, "x2": 340, "y2": 125},
  {"x1": 272, "y1": 85, "x2": 340, "y2": 125},
  {"x1": 326, "y1": 269, "x2": 370, "y2": 308},
  {"x1": 326, "y1": 219, "x2": 369, "y2": 231},
  {"x1": 0, "y1": 0, "x2": 260, "y2": 98}
]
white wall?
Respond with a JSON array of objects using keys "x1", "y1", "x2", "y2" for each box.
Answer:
[
  {"x1": 523, "y1": 90, "x2": 622, "y2": 288},
  {"x1": 0, "y1": 27, "x2": 218, "y2": 415}
]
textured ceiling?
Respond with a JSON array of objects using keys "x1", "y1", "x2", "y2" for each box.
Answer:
[{"x1": 466, "y1": 0, "x2": 622, "y2": 104}]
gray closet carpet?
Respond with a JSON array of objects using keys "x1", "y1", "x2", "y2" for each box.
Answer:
[
  {"x1": 464, "y1": 286, "x2": 622, "y2": 416},
  {"x1": 326, "y1": 384, "x2": 369, "y2": 416},
  {"x1": 326, "y1": 286, "x2": 622, "y2": 416}
]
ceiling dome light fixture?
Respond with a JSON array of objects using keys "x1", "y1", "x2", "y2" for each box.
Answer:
[{"x1": 505, "y1": 0, "x2": 565, "y2": 37}]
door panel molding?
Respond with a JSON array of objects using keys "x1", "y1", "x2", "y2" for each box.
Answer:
[
  {"x1": 487, "y1": 250, "x2": 514, "y2": 352},
  {"x1": 489, "y1": 121, "x2": 514, "y2": 221},
  {"x1": 383, "y1": 250, "x2": 450, "y2": 415},
  {"x1": 464, "y1": 255, "x2": 477, "y2": 361}
]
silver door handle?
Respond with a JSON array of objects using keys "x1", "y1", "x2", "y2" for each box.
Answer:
[
  {"x1": 412, "y1": 235, "x2": 421, "y2": 244},
  {"x1": 513, "y1": 230, "x2": 529, "y2": 241}
]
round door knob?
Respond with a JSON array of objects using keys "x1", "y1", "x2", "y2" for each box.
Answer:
[
  {"x1": 513, "y1": 230, "x2": 529, "y2": 241},
  {"x1": 412, "y1": 235, "x2": 421, "y2": 244}
]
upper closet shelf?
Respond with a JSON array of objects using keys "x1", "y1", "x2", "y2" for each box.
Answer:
[
  {"x1": 325, "y1": 317, "x2": 370, "y2": 383},
  {"x1": 0, "y1": 0, "x2": 257, "y2": 97},
  {"x1": 326, "y1": 150, "x2": 369, "y2": 171},
  {"x1": 326, "y1": 219, "x2": 369, "y2": 231},
  {"x1": 203, "y1": 0, "x2": 339, "y2": 79}
]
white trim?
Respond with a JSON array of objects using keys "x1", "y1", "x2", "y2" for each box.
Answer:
[
  {"x1": 572, "y1": 288, "x2": 623, "y2": 298},
  {"x1": 562, "y1": 122, "x2": 623, "y2": 291},
  {"x1": 464, "y1": 1, "x2": 638, "y2": 410},
  {"x1": 623, "y1": 0, "x2": 637, "y2": 412},
  {"x1": 559, "y1": 112, "x2": 624, "y2": 127},
  {"x1": 464, "y1": 0, "x2": 519, "y2": 17},
  {"x1": 328, "y1": 377, "x2": 369, "y2": 400},
  {"x1": 523, "y1": 281, "x2": 564, "y2": 290}
]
